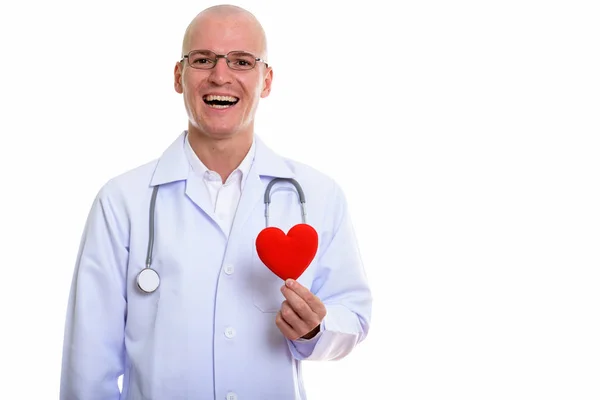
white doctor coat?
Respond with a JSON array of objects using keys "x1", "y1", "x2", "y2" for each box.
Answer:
[{"x1": 60, "y1": 132, "x2": 372, "y2": 400}]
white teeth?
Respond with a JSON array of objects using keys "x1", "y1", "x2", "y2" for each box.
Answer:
[
  {"x1": 204, "y1": 94, "x2": 238, "y2": 109},
  {"x1": 204, "y1": 95, "x2": 238, "y2": 102}
]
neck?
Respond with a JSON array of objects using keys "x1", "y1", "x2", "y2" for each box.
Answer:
[{"x1": 187, "y1": 128, "x2": 253, "y2": 183}]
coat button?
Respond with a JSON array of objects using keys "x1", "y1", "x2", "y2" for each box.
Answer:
[
  {"x1": 226, "y1": 392, "x2": 238, "y2": 400},
  {"x1": 225, "y1": 327, "x2": 236, "y2": 339},
  {"x1": 224, "y1": 264, "x2": 234, "y2": 275}
]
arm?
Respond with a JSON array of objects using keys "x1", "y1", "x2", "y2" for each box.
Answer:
[
  {"x1": 60, "y1": 183, "x2": 129, "y2": 399},
  {"x1": 284, "y1": 183, "x2": 372, "y2": 361}
]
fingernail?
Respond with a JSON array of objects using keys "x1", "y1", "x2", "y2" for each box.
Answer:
[{"x1": 286, "y1": 279, "x2": 294, "y2": 287}]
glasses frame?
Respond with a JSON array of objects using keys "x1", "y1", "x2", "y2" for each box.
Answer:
[{"x1": 180, "y1": 49, "x2": 269, "y2": 70}]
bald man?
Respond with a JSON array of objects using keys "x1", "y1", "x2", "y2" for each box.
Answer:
[{"x1": 60, "y1": 5, "x2": 372, "y2": 399}]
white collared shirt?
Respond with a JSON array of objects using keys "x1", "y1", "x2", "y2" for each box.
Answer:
[{"x1": 183, "y1": 133, "x2": 255, "y2": 236}]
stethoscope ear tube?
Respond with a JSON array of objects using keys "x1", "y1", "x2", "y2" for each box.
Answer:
[{"x1": 263, "y1": 178, "x2": 306, "y2": 227}]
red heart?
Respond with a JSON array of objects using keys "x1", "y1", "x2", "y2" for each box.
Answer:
[{"x1": 255, "y1": 223, "x2": 318, "y2": 280}]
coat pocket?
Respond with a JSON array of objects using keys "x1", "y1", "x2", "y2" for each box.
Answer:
[{"x1": 251, "y1": 249, "x2": 286, "y2": 313}]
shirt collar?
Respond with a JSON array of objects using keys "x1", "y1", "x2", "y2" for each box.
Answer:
[
  {"x1": 183, "y1": 132, "x2": 256, "y2": 188},
  {"x1": 149, "y1": 131, "x2": 294, "y2": 187}
]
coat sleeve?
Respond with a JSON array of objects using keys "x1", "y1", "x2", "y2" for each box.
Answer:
[
  {"x1": 287, "y1": 181, "x2": 372, "y2": 361},
  {"x1": 60, "y1": 182, "x2": 129, "y2": 400}
]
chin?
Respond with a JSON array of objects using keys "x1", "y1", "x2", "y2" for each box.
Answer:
[
  {"x1": 195, "y1": 124, "x2": 241, "y2": 140},
  {"x1": 196, "y1": 119, "x2": 252, "y2": 139}
]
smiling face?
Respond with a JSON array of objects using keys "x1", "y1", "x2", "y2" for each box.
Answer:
[{"x1": 174, "y1": 9, "x2": 273, "y2": 142}]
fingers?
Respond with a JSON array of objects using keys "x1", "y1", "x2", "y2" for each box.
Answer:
[
  {"x1": 281, "y1": 300, "x2": 312, "y2": 335},
  {"x1": 276, "y1": 280, "x2": 327, "y2": 341},
  {"x1": 283, "y1": 279, "x2": 315, "y2": 305},
  {"x1": 275, "y1": 308, "x2": 301, "y2": 341},
  {"x1": 281, "y1": 285, "x2": 314, "y2": 321},
  {"x1": 281, "y1": 279, "x2": 327, "y2": 321}
]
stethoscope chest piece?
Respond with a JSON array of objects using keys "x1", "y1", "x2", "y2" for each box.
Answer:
[{"x1": 136, "y1": 268, "x2": 160, "y2": 293}]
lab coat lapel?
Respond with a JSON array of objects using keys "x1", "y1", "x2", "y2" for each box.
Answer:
[
  {"x1": 150, "y1": 132, "x2": 296, "y2": 236},
  {"x1": 149, "y1": 132, "x2": 189, "y2": 187},
  {"x1": 184, "y1": 173, "x2": 216, "y2": 219},
  {"x1": 229, "y1": 136, "x2": 295, "y2": 238},
  {"x1": 149, "y1": 131, "x2": 215, "y2": 219},
  {"x1": 231, "y1": 171, "x2": 264, "y2": 236}
]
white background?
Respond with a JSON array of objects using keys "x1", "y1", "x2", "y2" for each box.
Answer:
[{"x1": 0, "y1": 0, "x2": 599, "y2": 399}]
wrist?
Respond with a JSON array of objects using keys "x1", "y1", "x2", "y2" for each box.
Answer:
[{"x1": 301, "y1": 324, "x2": 320, "y2": 340}]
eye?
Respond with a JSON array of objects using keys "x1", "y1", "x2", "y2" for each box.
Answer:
[{"x1": 193, "y1": 58, "x2": 213, "y2": 65}]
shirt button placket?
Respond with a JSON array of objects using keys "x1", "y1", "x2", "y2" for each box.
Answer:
[{"x1": 222, "y1": 259, "x2": 236, "y2": 397}]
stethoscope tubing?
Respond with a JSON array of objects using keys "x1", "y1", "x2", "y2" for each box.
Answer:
[
  {"x1": 263, "y1": 178, "x2": 306, "y2": 226},
  {"x1": 138, "y1": 178, "x2": 306, "y2": 293},
  {"x1": 146, "y1": 185, "x2": 160, "y2": 269}
]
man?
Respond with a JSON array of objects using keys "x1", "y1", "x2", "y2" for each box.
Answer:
[{"x1": 60, "y1": 5, "x2": 372, "y2": 399}]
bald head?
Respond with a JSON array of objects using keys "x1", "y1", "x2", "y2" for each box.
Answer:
[{"x1": 181, "y1": 5, "x2": 268, "y2": 60}]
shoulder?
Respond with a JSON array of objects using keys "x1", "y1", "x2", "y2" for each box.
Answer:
[
  {"x1": 273, "y1": 153, "x2": 353, "y2": 237},
  {"x1": 95, "y1": 159, "x2": 159, "y2": 207},
  {"x1": 255, "y1": 135, "x2": 347, "y2": 203},
  {"x1": 277, "y1": 154, "x2": 348, "y2": 209},
  {"x1": 285, "y1": 157, "x2": 332, "y2": 183}
]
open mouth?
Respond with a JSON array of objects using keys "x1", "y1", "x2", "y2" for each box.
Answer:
[{"x1": 203, "y1": 95, "x2": 239, "y2": 109}]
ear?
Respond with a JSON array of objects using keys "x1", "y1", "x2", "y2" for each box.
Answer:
[
  {"x1": 174, "y1": 61, "x2": 184, "y2": 94},
  {"x1": 260, "y1": 67, "x2": 273, "y2": 98}
]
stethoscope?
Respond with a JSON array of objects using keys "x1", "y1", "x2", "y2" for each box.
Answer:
[{"x1": 136, "y1": 177, "x2": 307, "y2": 293}]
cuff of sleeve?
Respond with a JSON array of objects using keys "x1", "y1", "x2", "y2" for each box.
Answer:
[
  {"x1": 287, "y1": 321, "x2": 325, "y2": 359},
  {"x1": 287, "y1": 304, "x2": 366, "y2": 361}
]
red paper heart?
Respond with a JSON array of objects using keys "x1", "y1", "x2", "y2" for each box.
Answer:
[{"x1": 255, "y1": 223, "x2": 318, "y2": 280}]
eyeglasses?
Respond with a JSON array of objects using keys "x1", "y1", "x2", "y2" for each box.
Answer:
[{"x1": 180, "y1": 50, "x2": 268, "y2": 71}]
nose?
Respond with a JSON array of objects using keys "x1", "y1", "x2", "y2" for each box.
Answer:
[{"x1": 208, "y1": 57, "x2": 233, "y2": 86}]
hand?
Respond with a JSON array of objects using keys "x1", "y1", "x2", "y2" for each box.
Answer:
[{"x1": 275, "y1": 279, "x2": 327, "y2": 341}]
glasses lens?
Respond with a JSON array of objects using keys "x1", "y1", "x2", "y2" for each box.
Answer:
[
  {"x1": 227, "y1": 52, "x2": 256, "y2": 70},
  {"x1": 187, "y1": 50, "x2": 216, "y2": 69}
]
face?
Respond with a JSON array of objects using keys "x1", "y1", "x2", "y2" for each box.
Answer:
[{"x1": 174, "y1": 14, "x2": 273, "y2": 141}]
